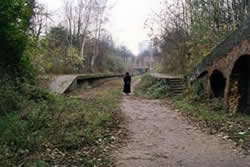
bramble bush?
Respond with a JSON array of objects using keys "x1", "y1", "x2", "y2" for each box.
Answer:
[{"x1": 136, "y1": 74, "x2": 169, "y2": 99}]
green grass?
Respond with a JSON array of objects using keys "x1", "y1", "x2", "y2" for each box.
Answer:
[{"x1": 0, "y1": 80, "x2": 122, "y2": 166}]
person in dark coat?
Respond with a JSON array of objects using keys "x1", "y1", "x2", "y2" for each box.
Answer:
[{"x1": 123, "y1": 72, "x2": 131, "y2": 95}]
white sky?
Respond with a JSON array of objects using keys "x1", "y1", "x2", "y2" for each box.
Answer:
[{"x1": 38, "y1": 0, "x2": 162, "y2": 55}]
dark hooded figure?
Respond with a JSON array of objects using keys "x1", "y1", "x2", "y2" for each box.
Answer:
[{"x1": 123, "y1": 72, "x2": 131, "y2": 95}]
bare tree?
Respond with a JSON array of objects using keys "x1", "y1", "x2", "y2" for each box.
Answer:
[
  {"x1": 62, "y1": 0, "x2": 109, "y2": 71},
  {"x1": 63, "y1": 0, "x2": 94, "y2": 54},
  {"x1": 30, "y1": 2, "x2": 50, "y2": 39},
  {"x1": 146, "y1": 0, "x2": 250, "y2": 74},
  {"x1": 89, "y1": 0, "x2": 108, "y2": 71}
]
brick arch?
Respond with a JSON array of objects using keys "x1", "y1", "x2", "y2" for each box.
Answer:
[
  {"x1": 205, "y1": 40, "x2": 250, "y2": 108},
  {"x1": 207, "y1": 40, "x2": 250, "y2": 80},
  {"x1": 192, "y1": 19, "x2": 250, "y2": 113},
  {"x1": 228, "y1": 55, "x2": 250, "y2": 114},
  {"x1": 226, "y1": 40, "x2": 250, "y2": 78},
  {"x1": 222, "y1": 41, "x2": 250, "y2": 109}
]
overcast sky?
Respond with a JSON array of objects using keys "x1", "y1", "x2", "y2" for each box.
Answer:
[{"x1": 38, "y1": 0, "x2": 162, "y2": 55}]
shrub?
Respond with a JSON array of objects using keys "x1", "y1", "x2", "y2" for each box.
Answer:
[
  {"x1": 136, "y1": 74, "x2": 169, "y2": 98},
  {"x1": 0, "y1": 0, "x2": 34, "y2": 76}
]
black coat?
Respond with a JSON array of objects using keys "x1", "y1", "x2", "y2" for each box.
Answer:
[{"x1": 123, "y1": 75, "x2": 131, "y2": 93}]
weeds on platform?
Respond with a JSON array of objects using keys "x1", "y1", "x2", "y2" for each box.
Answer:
[{"x1": 135, "y1": 74, "x2": 169, "y2": 99}]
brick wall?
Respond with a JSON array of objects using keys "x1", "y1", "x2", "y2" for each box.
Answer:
[{"x1": 206, "y1": 40, "x2": 250, "y2": 110}]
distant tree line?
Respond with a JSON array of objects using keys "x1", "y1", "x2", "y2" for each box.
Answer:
[
  {"x1": 30, "y1": 0, "x2": 135, "y2": 74},
  {"x1": 0, "y1": 0, "x2": 135, "y2": 80}
]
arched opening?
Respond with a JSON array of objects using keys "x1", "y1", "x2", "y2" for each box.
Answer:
[
  {"x1": 210, "y1": 70, "x2": 226, "y2": 98},
  {"x1": 229, "y1": 55, "x2": 250, "y2": 114}
]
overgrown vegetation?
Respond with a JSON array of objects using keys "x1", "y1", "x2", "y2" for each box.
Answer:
[
  {"x1": 0, "y1": 0, "x2": 34, "y2": 77},
  {"x1": 27, "y1": 0, "x2": 135, "y2": 75},
  {"x1": 0, "y1": 80, "x2": 122, "y2": 166},
  {"x1": 31, "y1": 26, "x2": 132, "y2": 74},
  {"x1": 0, "y1": 0, "x2": 126, "y2": 166},
  {"x1": 147, "y1": 0, "x2": 250, "y2": 75},
  {"x1": 135, "y1": 75, "x2": 169, "y2": 99}
]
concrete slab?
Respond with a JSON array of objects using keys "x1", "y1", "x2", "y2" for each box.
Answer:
[{"x1": 49, "y1": 75, "x2": 78, "y2": 94}]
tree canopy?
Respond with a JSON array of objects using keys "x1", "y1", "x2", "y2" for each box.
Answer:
[{"x1": 0, "y1": 0, "x2": 34, "y2": 76}]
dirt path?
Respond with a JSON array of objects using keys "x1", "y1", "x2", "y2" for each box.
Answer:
[{"x1": 113, "y1": 95, "x2": 250, "y2": 166}]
